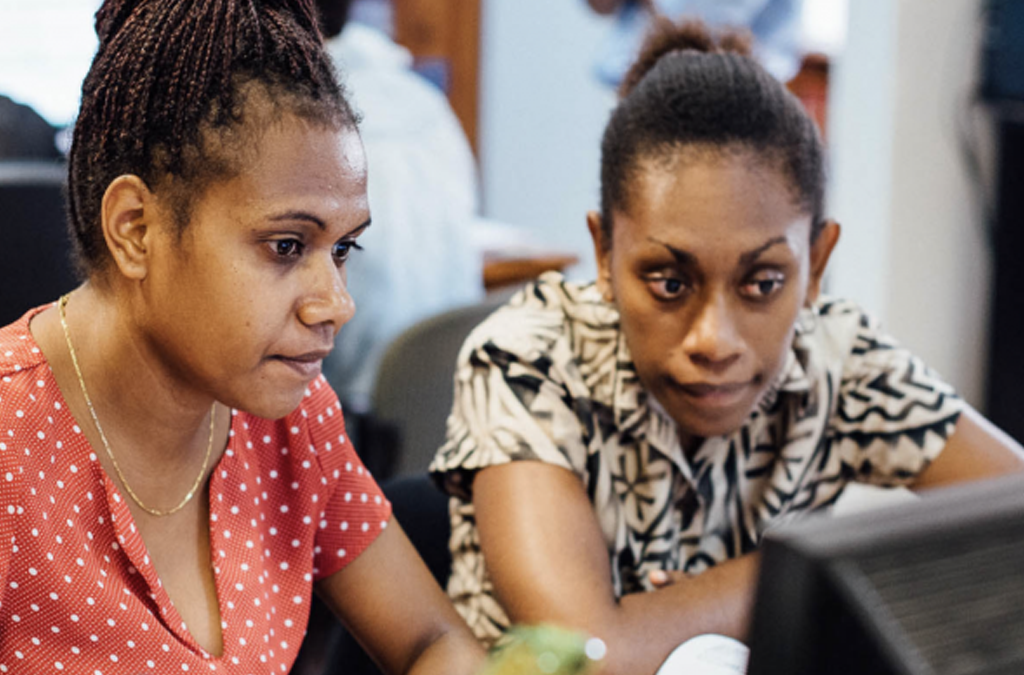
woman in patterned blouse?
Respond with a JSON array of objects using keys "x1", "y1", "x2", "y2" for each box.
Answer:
[
  {"x1": 430, "y1": 18, "x2": 1024, "y2": 675},
  {"x1": 0, "y1": 0, "x2": 484, "y2": 673}
]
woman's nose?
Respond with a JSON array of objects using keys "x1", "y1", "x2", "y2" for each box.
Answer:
[
  {"x1": 681, "y1": 293, "x2": 744, "y2": 370},
  {"x1": 297, "y1": 258, "x2": 355, "y2": 335}
]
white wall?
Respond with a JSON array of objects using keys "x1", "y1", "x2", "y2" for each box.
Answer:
[
  {"x1": 825, "y1": 0, "x2": 897, "y2": 319},
  {"x1": 478, "y1": 0, "x2": 617, "y2": 281},
  {"x1": 828, "y1": 0, "x2": 992, "y2": 405}
]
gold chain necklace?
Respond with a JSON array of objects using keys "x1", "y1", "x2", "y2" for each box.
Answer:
[{"x1": 58, "y1": 294, "x2": 216, "y2": 517}]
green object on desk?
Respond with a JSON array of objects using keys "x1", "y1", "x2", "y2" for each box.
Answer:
[{"x1": 480, "y1": 624, "x2": 606, "y2": 675}]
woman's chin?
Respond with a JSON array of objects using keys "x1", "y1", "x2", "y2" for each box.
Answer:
[
  {"x1": 671, "y1": 406, "x2": 755, "y2": 441},
  {"x1": 225, "y1": 390, "x2": 308, "y2": 422}
]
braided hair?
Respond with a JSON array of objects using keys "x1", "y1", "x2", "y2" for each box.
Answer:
[
  {"x1": 599, "y1": 18, "x2": 825, "y2": 248},
  {"x1": 68, "y1": 0, "x2": 358, "y2": 275}
]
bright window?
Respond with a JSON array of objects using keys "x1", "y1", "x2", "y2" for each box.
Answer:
[{"x1": 0, "y1": 0, "x2": 102, "y2": 127}]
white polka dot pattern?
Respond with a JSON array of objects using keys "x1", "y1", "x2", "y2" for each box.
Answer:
[{"x1": 0, "y1": 307, "x2": 392, "y2": 673}]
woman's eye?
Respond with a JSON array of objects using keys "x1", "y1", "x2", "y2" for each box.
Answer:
[
  {"x1": 273, "y1": 239, "x2": 302, "y2": 257},
  {"x1": 742, "y1": 274, "x2": 785, "y2": 299},
  {"x1": 646, "y1": 276, "x2": 689, "y2": 300},
  {"x1": 333, "y1": 240, "x2": 363, "y2": 264}
]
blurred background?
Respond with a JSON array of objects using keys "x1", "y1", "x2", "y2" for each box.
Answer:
[{"x1": 1, "y1": 0, "x2": 1020, "y2": 456}]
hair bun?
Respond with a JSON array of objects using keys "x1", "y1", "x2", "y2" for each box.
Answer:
[{"x1": 619, "y1": 17, "x2": 754, "y2": 98}]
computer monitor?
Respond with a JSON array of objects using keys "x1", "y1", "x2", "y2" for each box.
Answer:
[{"x1": 747, "y1": 474, "x2": 1024, "y2": 675}]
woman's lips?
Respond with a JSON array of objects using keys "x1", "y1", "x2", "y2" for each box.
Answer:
[
  {"x1": 272, "y1": 350, "x2": 330, "y2": 379},
  {"x1": 671, "y1": 380, "x2": 754, "y2": 408}
]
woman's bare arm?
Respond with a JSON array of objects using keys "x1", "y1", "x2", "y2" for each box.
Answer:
[
  {"x1": 913, "y1": 405, "x2": 1024, "y2": 491},
  {"x1": 316, "y1": 518, "x2": 485, "y2": 675},
  {"x1": 473, "y1": 461, "x2": 759, "y2": 675}
]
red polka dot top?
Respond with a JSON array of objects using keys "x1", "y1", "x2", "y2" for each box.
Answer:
[{"x1": 0, "y1": 306, "x2": 392, "y2": 674}]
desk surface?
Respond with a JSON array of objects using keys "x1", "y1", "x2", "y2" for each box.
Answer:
[{"x1": 482, "y1": 253, "x2": 579, "y2": 291}]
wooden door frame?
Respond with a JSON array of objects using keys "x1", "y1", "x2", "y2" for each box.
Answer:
[{"x1": 393, "y1": 0, "x2": 481, "y2": 154}]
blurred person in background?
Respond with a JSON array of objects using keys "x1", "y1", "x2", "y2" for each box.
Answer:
[
  {"x1": 588, "y1": 0, "x2": 805, "y2": 85},
  {"x1": 316, "y1": 0, "x2": 484, "y2": 418}
]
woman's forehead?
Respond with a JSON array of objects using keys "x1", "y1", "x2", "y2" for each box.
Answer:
[
  {"x1": 619, "y1": 153, "x2": 811, "y2": 245},
  {"x1": 633, "y1": 147, "x2": 792, "y2": 200},
  {"x1": 181, "y1": 120, "x2": 368, "y2": 232},
  {"x1": 626, "y1": 154, "x2": 802, "y2": 223},
  {"x1": 233, "y1": 119, "x2": 365, "y2": 194}
]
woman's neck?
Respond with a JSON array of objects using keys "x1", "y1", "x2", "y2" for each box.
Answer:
[{"x1": 31, "y1": 284, "x2": 225, "y2": 475}]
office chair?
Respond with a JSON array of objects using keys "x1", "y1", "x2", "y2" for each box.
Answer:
[{"x1": 366, "y1": 293, "x2": 509, "y2": 478}]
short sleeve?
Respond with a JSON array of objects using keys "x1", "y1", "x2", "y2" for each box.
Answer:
[
  {"x1": 828, "y1": 308, "x2": 964, "y2": 487},
  {"x1": 429, "y1": 302, "x2": 593, "y2": 502},
  {"x1": 303, "y1": 377, "x2": 392, "y2": 580}
]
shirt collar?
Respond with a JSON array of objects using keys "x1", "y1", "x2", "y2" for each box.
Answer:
[
  {"x1": 756, "y1": 326, "x2": 815, "y2": 413},
  {"x1": 611, "y1": 318, "x2": 647, "y2": 435},
  {"x1": 774, "y1": 305, "x2": 821, "y2": 395}
]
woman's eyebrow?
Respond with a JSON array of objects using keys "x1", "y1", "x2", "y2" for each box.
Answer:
[
  {"x1": 347, "y1": 219, "x2": 372, "y2": 237},
  {"x1": 268, "y1": 211, "x2": 327, "y2": 230},
  {"x1": 649, "y1": 237, "x2": 696, "y2": 266},
  {"x1": 266, "y1": 213, "x2": 372, "y2": 237},
  {"x1": 738, "y1": 236, "x2": 788, "y2": 266}
]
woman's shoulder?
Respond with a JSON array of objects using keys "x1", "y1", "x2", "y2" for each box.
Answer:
[
  {"x1": 803, "y1": 295, "x2": 961, "y2": 414},
  {"x1": 808, "y1": 296, "x2": 876, "y2": 334},
  {"x1": 0, "y1": 305, "x2": 51, "y2": 378},
  {"x1": 800, "y1": 297, "x2": 899, "y2": 369},
  {"x1": 0, "y1": 308, "x2": 66, "y2": 478},
  {"x1": 1, "y1": 306, "x2": 59, "y2": 433},
  {"x1": 796, "y1": 299, "x2": 964, "y2": 487},
  {"x1": 514, "y1": 271, "x2": 613, "y2": 315},
  {"x1": 462, "y1": 272, "x2": 619, "y2": 361}
]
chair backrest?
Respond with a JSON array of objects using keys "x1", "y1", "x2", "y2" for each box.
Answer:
[
  {"x1": 0, "y1": 161, "x2": 77, "y2": 326},
  {"x1": 370, "y1": 293, "x2": 508, "y2": 477}
]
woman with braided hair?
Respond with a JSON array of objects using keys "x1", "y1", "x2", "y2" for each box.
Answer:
[
  {"x1": 0, "y1": 0, "x2": 484, "y2": 672},
  {"x1": 429, "y1": 18, "x2": 1024, "y2": 675}
]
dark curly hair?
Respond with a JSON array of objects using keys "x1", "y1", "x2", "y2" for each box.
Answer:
[
  {"x1": 599, "y1": 18, "x2": 825, "y2": 248},
  {"x1": 68, "y1": 0, "x2": 358, "y2": 275}
]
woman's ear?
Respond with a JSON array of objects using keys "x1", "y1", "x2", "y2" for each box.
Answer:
[
  {"x1": 806, "y1": 219, "x2": 841, "y2": 305},
  {"x1": 587, "y1": 211, "x2": 615, "y2": 303},
  {"x1": 100, "y1": 175, "x2": 157, "y2": 282}
]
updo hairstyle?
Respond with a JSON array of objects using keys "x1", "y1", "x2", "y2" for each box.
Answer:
[{"x1": 598, "y1": 18, "x2": 825, "y2": 248}]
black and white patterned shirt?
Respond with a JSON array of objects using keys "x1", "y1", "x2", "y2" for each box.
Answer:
[{"x1": 430, "y1": 272, "x2": 963, "y2": 647}]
